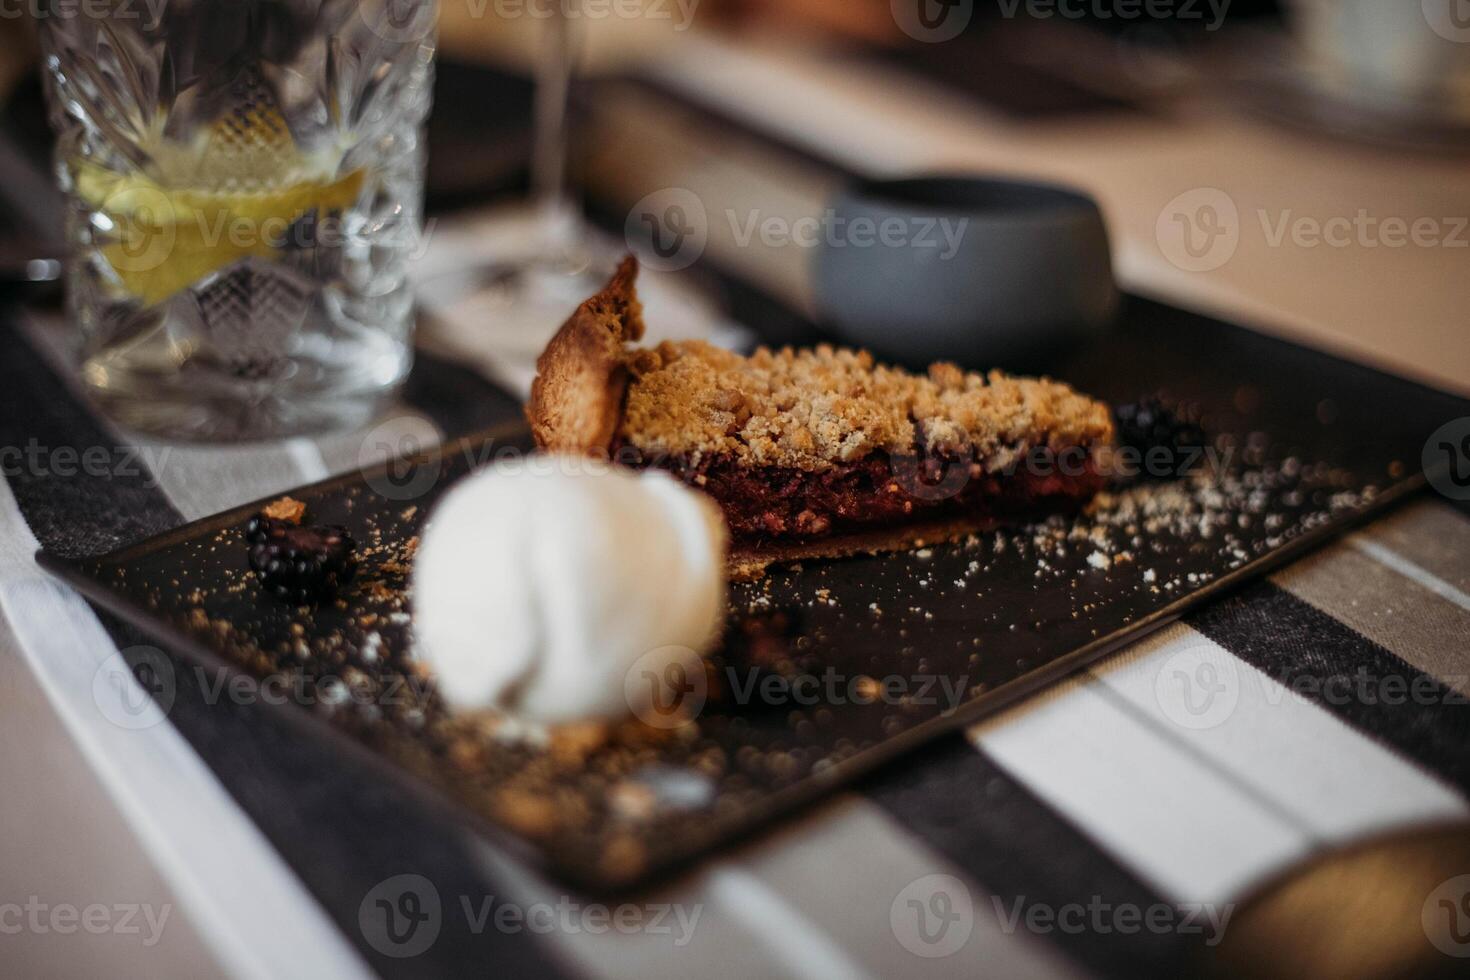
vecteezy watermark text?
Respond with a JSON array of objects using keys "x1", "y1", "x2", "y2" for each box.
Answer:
[
  {"x1": 362, "y1": 0, "x2": 701, "y2": 45},
  {"x1": 358, "y1": 875, "x2": 702, "y2": 958},
  {"x1": 995, "y1": 0, "x2": 1231, "y2": 30},
  {"x1": 624, "y1": 189, "x2": 972, "y2": 272},
  {"x1": 727, "y1": 209, "x2": 970, "y2": 260},
  {"x1": 723, "y1": 667, "x2": 972, "y2": 711},
  {"x1": 10, "y1": 0, "x2": 168, "y2": 25},
  {"x1": 0, "y1": 898, "x2": 171, "y2": 947},
  {"x1": 0, "y1": 439, "x2": 175, "y2": 486},
  {"x1": 1425, "y1": 417, "x2": 1470, "y2": 501},
  {"x1": 626, "y1": 658, "x2": 977, "y2": 728},
  {"x1": 92, "y1": 648, "x2": 442, "y2": 731},
  {"x1": 991, "y1": 895, "x2": 1234, "y2": 946},
  {"x1": 1257, "y1": 210, "x2": 1470, "y2": 250},
  {"x1": 1423, "y1": 874, "x2": 1470, "y2": 958},
  {"x1": 1158, "y1": 188, "x2": 1469, "y2": 272},
  {"x1": 97, "y1": 183, "x2": 437, "y2": 276},
  {"x1": 1154, "y1": 640, "x2": 1470, "y2": 733},
  {"x1": 894, "y1": 0, "x2": 1230, "y2": 42},
  {"x1": 889, "y1": 875, "x2": 1232, "y2": 958},
  {"x1": 463, "y1": 0, "x2": 700, "y2": 28}
]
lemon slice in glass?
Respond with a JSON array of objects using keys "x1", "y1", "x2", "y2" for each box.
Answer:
[{"x1": 73, "y1": 101, "x2": 365, "y2": 307}]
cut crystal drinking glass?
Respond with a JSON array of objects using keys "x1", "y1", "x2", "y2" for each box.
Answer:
[{"x1": 37, "y1": 0, "x2": 437, "y2": 439}]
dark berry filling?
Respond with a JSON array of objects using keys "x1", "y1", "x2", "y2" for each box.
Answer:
[
  {"x1": 246, "y1": 520, "x2": 357, "y2": 603},
  {"x1": 620, "y1": 446, "x2": 1105, "y2": 541}
]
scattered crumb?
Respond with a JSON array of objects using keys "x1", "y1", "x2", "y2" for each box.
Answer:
[
  {"x1": 262, "y1": 496, "x2": 307, "y2": 524},
  {"x1": 493, "y1": 790, "x2": 560, "y2": 837},
  {"x1": 608, "y1": 782, "x2": 657, "y2": 821},
  {"x1": 599, "y1": 835, "x2": 647, "y2": 881},
  {"x1": 549, "y1": 722, "x2": 611, "y2": 767}
]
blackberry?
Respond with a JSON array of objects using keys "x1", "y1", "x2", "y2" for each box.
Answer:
[
  {"x1": 247, "y1": 522, "x2": 357, "y2": 603},
  {"x1": 244, "y1": 514, "x2": 279, "y2": 544},
  {"x1": 1113, "y1": 396, "x2": 1207, "y2": 482}
]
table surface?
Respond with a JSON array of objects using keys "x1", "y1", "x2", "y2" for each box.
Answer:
[{"x1": 3, "y1": 27, "x2": 1469, "y2": 980}]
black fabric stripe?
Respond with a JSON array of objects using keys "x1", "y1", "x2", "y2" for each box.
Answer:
[
  {"x1": 1, "y1": 316, "x2": 575, "y2": 980},
  {"x1": 863, "y1": 736, "x2": 1202, "y2": 978},
  {"x1": 869, "y1": 36, "x2": 1147, "y2": 120},
  {"x1": 0, "y1": 316, "x2": 179, "y2": 557},
  {"x1": 611, "y1": 75, "x2": 864, "y2": 188},
  {"x1": 400, "y1": 343, "x2": 525, "y2": 441},
  {"x1": 1190, "y1": 581, "x2": 1470, "y2": 797}
]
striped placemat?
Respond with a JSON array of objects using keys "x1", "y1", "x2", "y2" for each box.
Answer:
[{"x1": 7, "y1": 248, "x2": 1470, "y2": 979}]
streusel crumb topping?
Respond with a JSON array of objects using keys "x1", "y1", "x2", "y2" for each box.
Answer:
[{"x1": 621, "y1": 340, "x2": 1114, "y2": 471}]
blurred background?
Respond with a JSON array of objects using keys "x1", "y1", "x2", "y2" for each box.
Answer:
[{"x1": 2, "y1": 0, "x2": 1467, "y2": 390}]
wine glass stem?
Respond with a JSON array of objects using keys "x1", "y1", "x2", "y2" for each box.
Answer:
[{"x1": 531, "y1": 1, "x2": 576, "y2": 252}]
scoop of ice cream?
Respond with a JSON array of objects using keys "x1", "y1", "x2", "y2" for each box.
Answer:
[{"x1": 412, "y1": 456, "x2": 727, "y2": 724}]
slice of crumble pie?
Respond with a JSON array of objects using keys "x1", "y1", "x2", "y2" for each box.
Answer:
[{"x1": 528, "y1": 257, "x2": 1115, "y2": 572}]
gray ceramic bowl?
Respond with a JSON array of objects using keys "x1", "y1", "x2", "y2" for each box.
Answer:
[{"x1": 812, "y1": 175, "x2": 1118, "y2": 369}]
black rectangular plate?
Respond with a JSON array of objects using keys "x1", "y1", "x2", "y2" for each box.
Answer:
[{"x1": 37, "y1": 294, "x2": 1469, "y2": 891}]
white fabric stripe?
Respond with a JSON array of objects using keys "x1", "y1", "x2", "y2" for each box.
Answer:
[
  {"x1": 1090, "y1": 624, "x2": 1468, "y2": 842},
  {"x1": 1349, "y1": 534, "x2": 1470, "y2": 615},
  {"x1": 469, "y1": 795, "x2": 1073, "y2": 980},
  {"x1": 723, "y1": 796, "x2": 1085, "y2": 980},
  {"x1": 970, "y1": 623, "x2": 1468, "y2": 904},
  {"x1": 311, "y1": 411, "x2": 441, "y2": 480},
  {"x1": 473, "y1": 791, "x2": 1076, "y2": 980},
  {"x1": 700, "y1": 868, "x2": 879, "y2": 980},
  {"x1": 0, "y1": 620, "x2": 227, "y2": 978},
  {"x1": 0, "y1": 478, "x2": 374, "y2": 980},
  {"x1": 285, "y1": 438, "x2": 332, "y2": 483},
  {"x1": 969, "y1": 660, "x2": 1308, "y2": 903},
  {"x1": 467, "y1": 838, "x2": 777, "y2": 980},
  {"x1": 134, "y1": 441, "x2": 319, "y2": 522}
]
